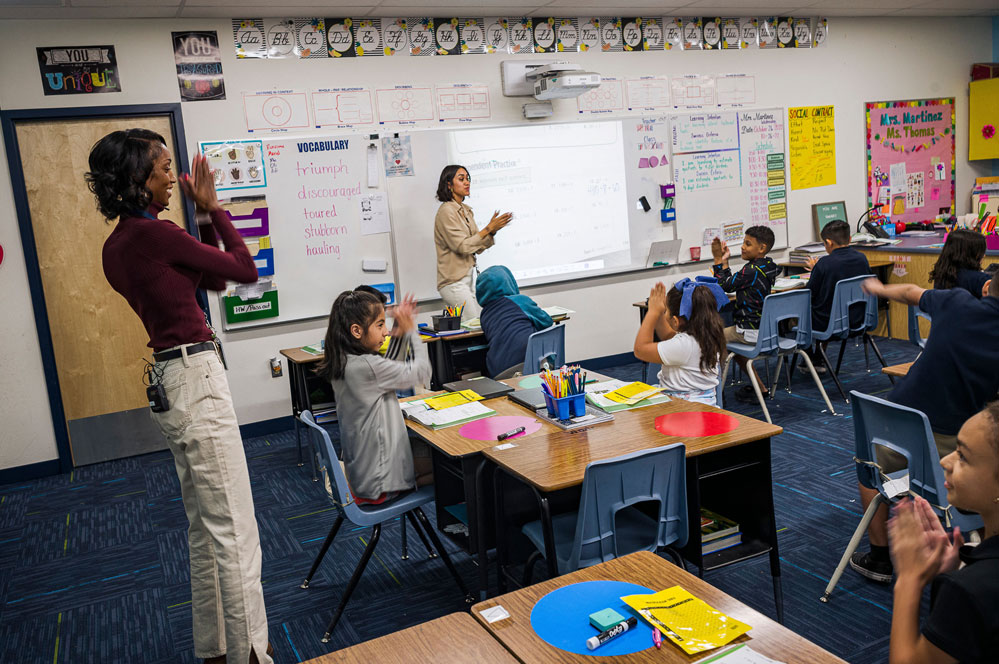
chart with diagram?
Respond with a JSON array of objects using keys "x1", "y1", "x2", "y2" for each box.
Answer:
[
  {"x1": 716, "y1": 74, "x2": 757, "y2": 106},
  {"x1": 435, "y1": 84, "x2": 490, "y2": 121},
  {"x1": 375, "y1": 86, "x2": 435, "y2": 123},
  {"x1": 313, "y1": 88, "x2": 375, "y2": 127},
  {"x1": 576, "y1": 77, "x2": 624, "y2": 114},
  {"x1": 671, "y1": 75, "x2": 717, "y2": 108},
  {"x1": 626, "y1": 77, "x2": 670, "y2": 111},
  {"x1": 243, "y1": 90, "x2": 310, "y2": 131}
]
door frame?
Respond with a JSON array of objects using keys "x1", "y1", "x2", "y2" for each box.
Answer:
[{"x1": 1, "y1": 103, "x2": 195, "y2": 473}]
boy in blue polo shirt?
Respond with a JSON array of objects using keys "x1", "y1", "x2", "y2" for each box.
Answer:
[
  {"x1": 803, "y1": 220, "x2": 871, "y2": 372},
  {"x1": 849, "y1": 275, "x2": 999, "y2": 583}
]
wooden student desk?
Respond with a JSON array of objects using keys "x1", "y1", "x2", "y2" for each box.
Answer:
[
  {"x1": 305, "y1": 611, "x2": 518, "y2": 664},
  {"x1": 481, "y1": 396, "x2": 786, "y2": 622},
  {"x1": 472, "y1": 551, "x2": 846, "y2": 664},
  {"x1": 882, "y1": 361, "x2": 913, "y2": 378}
]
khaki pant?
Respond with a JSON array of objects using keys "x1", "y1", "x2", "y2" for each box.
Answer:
[
  {"x1": 438, "y1": 269, "x2": 481, "y2": 318},
  {"x1": 875, "y1": 430, "x2": 959, "y2": 474},
  {"x1": 151, "y1": 348, "x2": 272, "y2": 663},
  {"x1": 723, "y1": 326, "x2": 750, "y2": 344}
]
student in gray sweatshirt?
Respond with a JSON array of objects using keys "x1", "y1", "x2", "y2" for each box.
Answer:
[{"x1": 316, "y1": 290, "x2": 432, "y2": 504}]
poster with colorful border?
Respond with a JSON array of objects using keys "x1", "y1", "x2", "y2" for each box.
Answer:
[
  {"x1": 382, "y1": 18, "x2": 409, "y2": 56},
  {"x1": 172, "y1": 31, "x2": 225, "y2": 101},
  {"x1": 865, "y1": 98, "x2": 955, "y2": 224},
  {"x1": 579, "y1": 18, "x2": 600, "y2": 51},
  {"x1": 233, "y1": 19, "x2": 265, "y2": 58},
  {"x1": 459, "y1": 18, "x2": 485, "y2": 54},
  {"x1": 37, "y1": 45, "x2": 120, "y2": 95},
  {"x1": 556, "y1": 18, "x2": 580, "y2": 52},
  {"x1": 435, "y1": 18, "x2": 461, "y2": 55},
  {"x1": 534, "y1": 17, "x2": 557, "y2": 53},
  {"x1": 354, "y1": 19, "x2": 382, "y2": 56}
]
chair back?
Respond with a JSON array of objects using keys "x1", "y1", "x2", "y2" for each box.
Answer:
[
  {"x1": 816, "y1": 275, "x2": 877, "y2": 339},
  {"x1": 907, "y1": 305, "x2": 931, "y2": 349},
  {"x1": 300, "y1": 410, "x2": 364, "y2": 524},
  {"x1": 753, "y1": 289, "x2": 813, "y2": 355},
  {"x1": 850, "y1": 392, "x2": 982, "y2": 532},
  {"x1": 524, "y1": 324, "x2": 565, "y2": 373},
  {"x1": 568, "y1": 444, "x2": 688, "y2": 571}
]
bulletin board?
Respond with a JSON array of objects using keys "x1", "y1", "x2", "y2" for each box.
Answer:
[
  {"x1": 199, "y1": 134, "x2": 396, "y2": 329},
  {"x1": 865, "y1": 97, "x2": 955, "y2": 225},
  {"x1": 669, "y1": 108, "x2": 789, "y2": 256}
]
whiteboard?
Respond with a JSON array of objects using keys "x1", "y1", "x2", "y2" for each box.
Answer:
[
  {"x1": 201, "y1": 134, "x2": 395, "y2": 329},
  {"x1": 386, "y1": 116, "x2": 676, "y2": 301},
  {"x1": 669, "y1": 108, "x2": 789, "y2": 256}
]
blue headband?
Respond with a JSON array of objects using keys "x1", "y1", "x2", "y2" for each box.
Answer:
[{"x1": 674, "y1": 276, "x2": 728, "y2": 318}]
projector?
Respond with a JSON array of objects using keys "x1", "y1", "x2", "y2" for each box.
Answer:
[{"x1": 533, "y1": 72, "x2": 601, "y2": 100}]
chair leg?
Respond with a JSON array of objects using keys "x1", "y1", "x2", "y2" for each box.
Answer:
[
  {"x1": 796, "y1": 350, "x2": 837, "y2": 416},
  {"x1": 400, "y1": 515, "x2": 409, "y2": 560},
  {"x1": 522, "y1": 551, "x2": 542, "y2": 587},
  {"x1": 301, "y1": 512, "x2": 344, "y2": 589},
  {"x1": 413, "y1": 507, "x2": 473, "y2": 603},
  {"x1": 771, "y1": 356, "x2": 784, "y2": 399},
  {"x1": 862, "y1": 334, "x2": 871, "y2": 371},
  {"x1": 720, "y1": 353, "x2": 734, "y2": 398},
  {"x1": 321, "y1": 523, "x2": 382, "y2": 643},
  {"x1": 820, "y1": 493, "x2": 885, "y2": 603},
  {"x1": 763, "y1": 358, "x2": 772, "y2": 392},
  {"x1": 663, "y1": 546, "x2": 684, "y2": 568},
  {"x1": 818, "y1": 343, "x2": 849, "y2": 403},
  {"x1": 406, "y1": 511, "x2": 438, "y2": 559},
  {"x1": 745, "y1": 361, "x2": 772, "y2": 424},
  {"x1": 866, "y1": 334, "x2": 894, "y2": 385},
  {"x1": 835, "y1": 339, "x2": 848, "y2": 376}
]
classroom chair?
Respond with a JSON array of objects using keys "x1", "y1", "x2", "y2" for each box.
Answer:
[
  {"x1": 518, "y1": 445, "x2": 688, "y2": 586},
  {"x1": 523, "y1": 324, "x2": 565, "y2": 374},
  {"x1": 809, "y1": 275, "x2": 891, "y2": 403},
  {"x1": 298, "y1": 411, "x2": 472, "y2": 642},
  {"x1": 906, "y1": 305, "x2": 931, "y2": 350},
  {"x1": 721, "y1": 290, "x2": 837, "y2": 424},
  {"x1": 820, "y1": 392, "x2": 982, "y2": 603}
]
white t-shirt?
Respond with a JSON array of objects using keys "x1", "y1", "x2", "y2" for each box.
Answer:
[{"x1": 656, "y1": 332, "x2": 720, "y2": 394}]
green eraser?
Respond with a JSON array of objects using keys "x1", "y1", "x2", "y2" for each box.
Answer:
[{"x1": 589, "y1": 608, "x2": 626, "y2": 631}]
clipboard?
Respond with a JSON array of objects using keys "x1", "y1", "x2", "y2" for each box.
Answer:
[{"x1": 646, "y1": 240, "x2": 682, "y2": 268}]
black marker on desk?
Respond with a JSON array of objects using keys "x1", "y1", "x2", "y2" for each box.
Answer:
[
  {"x1": 497, "y1": 426, "x2": 526, "y2": 441},
  {"x1": 586, "y1": 617, "x2": 637, "y2": 650}
]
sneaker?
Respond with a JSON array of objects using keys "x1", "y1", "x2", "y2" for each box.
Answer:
[
  {"x1": 849, "y1": 551, "x2": 893, "y2": 583},
  {"x1": 735, "y1": 384, "x2": 767, "y2": 403}
]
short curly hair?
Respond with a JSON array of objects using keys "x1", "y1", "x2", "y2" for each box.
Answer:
[{"x1": 85, "y1": 128, "x2": 167, "y2": 220}]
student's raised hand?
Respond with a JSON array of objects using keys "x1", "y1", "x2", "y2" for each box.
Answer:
[
  {"x1": 861, "y1": 277, "x2": 886, "y2": 298},
  {"x1": 648, "y1": 282, "x2": 667, "y2": 314},
  {"x1": 487, "y1": 211, "x2": 513, "y2": 234},
  {"x1": 178, "y1": 154, "x2": 221, "y2": 213},
  {"x1": 804, "y1": 256, "x2": 818, "y2": 271},
  {"x1": 711, "y1": 237, "x2": 725, "y2": 261},
  {"x1": 392, "y1": 293, "x2": 418, "y2": 335},
  {"x1": 888, "y1": 498, "x2": 948, "y2": 586}
]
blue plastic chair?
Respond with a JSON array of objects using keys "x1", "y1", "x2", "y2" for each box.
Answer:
[
  {"x1": 298, "y1": 411, "x2": 470, "y2": 642},
  {"x1": 721, "y1": 290, "x2": 837, "y2": 424},
  {"x1": 811, "y1": 275, "x2": 891, "y2": 402},
  {"x1": 524, "y1": 324, "x2": 565, "y2": 374},
  {"x1": 907, "y1": 305, "x2": 931, "y2": 350},
  {"x1": 519, "y1": 445, "x2": 688, "y2": 584},
  {"x1": 820, "y1": 392, "x2": 983, "y2": 602}
]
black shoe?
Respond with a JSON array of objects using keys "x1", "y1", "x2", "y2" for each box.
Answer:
[
  {"x1": 735, "y1": 384, "x2": 767, "y2": 403},
  {"x1": 798, "y1": 362, "x2": 827, "y2": 376},
  {"x1": 849, "y1": 551, "x2": 893, "y2": 583}
]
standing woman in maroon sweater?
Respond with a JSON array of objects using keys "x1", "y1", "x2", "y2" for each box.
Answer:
[{"x1": 86, "y1": 129, "x2": 272, "y2": 664}]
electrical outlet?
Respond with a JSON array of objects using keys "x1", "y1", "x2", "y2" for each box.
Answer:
[{"x1": 270, "y1": 357, "x2": 282, "y2": 378}]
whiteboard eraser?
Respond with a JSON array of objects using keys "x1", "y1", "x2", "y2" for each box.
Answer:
[{"x1": 362, "y1": 259, "x2": 388, "y2": 272}]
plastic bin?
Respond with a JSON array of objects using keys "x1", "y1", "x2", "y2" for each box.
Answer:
[{"x1": 544, "y1": 392, "x2": 587, "y2": 420}]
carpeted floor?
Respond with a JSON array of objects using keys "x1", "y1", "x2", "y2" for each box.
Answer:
[{"x1": 0, "y1": 336, "x2": 924, "y2": 663}]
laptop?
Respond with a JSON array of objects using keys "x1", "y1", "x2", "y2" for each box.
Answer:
[
  {"x1": 646, "y1": 239, "x2": 683, "y2": 268},
  {"x1": 443, "y1": 376, "x2": 514, "y2": 399},
  {"x1": 507, "y1": 387, "x2": 547, "y2": 411}
]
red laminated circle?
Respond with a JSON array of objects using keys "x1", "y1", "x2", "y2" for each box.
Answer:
[{"x1": 654, "y1": 412, "x2": 740, "y2": 437}]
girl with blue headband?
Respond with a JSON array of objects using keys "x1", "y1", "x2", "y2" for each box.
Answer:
[{"x1": 633, "y1": 277, "x2": 729, "y2": 406}]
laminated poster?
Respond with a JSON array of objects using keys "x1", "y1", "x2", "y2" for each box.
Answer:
[
  {"x1": 233, "y1": 19, "x2": 266, "y2": 58},
  {"x1": 382, "y1": 135, "x2": 414, "y2": 177},
  {"x1": 37, "y1": 45, "x2": 120, "y2": 95},
  {"x1": 172, "y1": 32, "x2": 225, "y2": 101},
  {"x1": 788, "y1": 105, "x2": 836, "y2": 190}
]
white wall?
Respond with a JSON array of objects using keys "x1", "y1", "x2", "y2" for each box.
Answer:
[{"x1": 0, "y1": 16, "x2": 993, "y2": 470}]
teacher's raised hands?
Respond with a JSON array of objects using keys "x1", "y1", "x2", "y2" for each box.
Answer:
[{"x1": 485, "y1": 210, "x2": 513, "y2": 235}]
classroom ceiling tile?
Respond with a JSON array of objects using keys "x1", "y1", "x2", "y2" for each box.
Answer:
[
  {"x1": 909, "y1": 0, "x2": 999, "y2": 9},
  {"x1": 0, "y1": 4, "x2": 177, "y2": 16},
  {"x1": 893, "y1": 6, "x2": 999, "y2": 13},
  {"x1": 678, "y1": 0, "x2": 821, "y2": 8},
  {"x1": 179, "y1": 6, "x2": 377, "y2": 17},
  {"x1": 543, "y1": 0, "x2": 677, "y2": 6},
  {"x1": 1, "y1": 0, "x2": 63, "y2": 5},
  {"x1": 183, "y1": 0, "x2": 372, "y2": 5},
  {"x1": 71, "y1": 0, "x2": 180, "y2": 6},
  {"x1": 370, "y1": 5, "x2": 543, "y2": 16}
]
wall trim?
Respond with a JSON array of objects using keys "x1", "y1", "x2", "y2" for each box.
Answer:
[
  {"x1": 578, "y1": 352, "x2": 636, "y2": 371},
  {"x1": 0, "y1": 459, "x2": 62, "y2": 487},
  {"x1": 239, "y1": 416, "x2": 296, "y2": 439}
]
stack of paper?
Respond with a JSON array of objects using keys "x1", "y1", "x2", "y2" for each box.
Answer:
[
  {"x1": 604, "y1": 382, "x2": 664, "y2": 405},
  {"x1": 400, "y1": 399, "x2": 495, "y2": 429},
  {"x1": 541, "y1": 305, "x2": 575, "y2": 319},
  {"x1": 586, "y1": 379, "x2": 670, "y2": 412},
  {"x1": 424, "y1": 390, "x2": 482, "y2": 410}
]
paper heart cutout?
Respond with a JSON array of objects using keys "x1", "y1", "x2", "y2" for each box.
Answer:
[{"x1": 395, "y1": 160, "x2": 401, "y2": 164}]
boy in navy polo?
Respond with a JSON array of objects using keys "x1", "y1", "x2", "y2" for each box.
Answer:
[
  {"x1": 849, "y1": 275, "x2": 999, "y2": 583},
  {"x1": 803, "y1": 220, "x2": 871, "y2": 372}
]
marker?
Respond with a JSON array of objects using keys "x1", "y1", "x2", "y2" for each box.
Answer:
[
  {"x1": 586, "y1": 617, "x2": 637, "y2": 650},
  {"x1": 652, "y1": 627, "x2": 662, "y2": 650},
  {"x1": 652, "y1": 261, "x2": 670, "y2": 267},
  {"x1": 497, "y1": 426, "x2": 526, "y2": 441}
]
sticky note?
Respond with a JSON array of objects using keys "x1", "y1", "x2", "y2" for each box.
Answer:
[{"x1": 931, "y1": 188, "x2": 940, "y2": 201}]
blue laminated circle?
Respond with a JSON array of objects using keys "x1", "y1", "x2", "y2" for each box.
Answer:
[{"x1": 529, "y1": 580, "x2": 655, "y2": 656}]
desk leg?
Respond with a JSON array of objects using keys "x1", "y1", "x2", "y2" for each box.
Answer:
[
  {"x1": 493, "y1": 466, "x2": 509, "y2": 594},
  {"x1": 532, "y1": 488, "x2": 559, "y2": 580},
  {"x1": 475, "y1": 458, "x2": 491, "y2": 601},
  {"x1": 762, "y1": 437, "x2": 784, "y2": 624},
  {"x1": 294, "y1": 416, "x2": 303, "y2": 466}
]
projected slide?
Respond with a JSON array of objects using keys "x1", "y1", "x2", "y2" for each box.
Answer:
[{"x1": 446, "y1": 122, "x2": 630, "y2": 280}]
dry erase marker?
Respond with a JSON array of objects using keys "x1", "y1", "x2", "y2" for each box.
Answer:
[
  {"x1": 497, "y1": 426, "x2": 525, "y2": 441},
  {"x1": 586, "y1": 617, "x2": 637, "y2": 650}
]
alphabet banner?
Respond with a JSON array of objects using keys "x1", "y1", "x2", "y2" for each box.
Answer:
[
  {"x1": 865, "y1": 98, "x2": 954, "y2": 224},
  {"x1": 37, "y1": 45, "x2": 120, "y2": 95},
  {"x1": 172, "y1": 31, "x2": 225, "y2": 102}
]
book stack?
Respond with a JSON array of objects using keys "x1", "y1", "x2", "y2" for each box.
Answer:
[
  {"x1": 399, "y1": 398, "x2": 495, "y2": 430},
  {"x1": 787, "y1": 242, "x2": 826, "y2": 265},
  {"x1": 700, "y1": 508, "x2": 741, "y2": 555},
  {"x1": 585, "y1": 379, "x2": 670, "y2": 413}
]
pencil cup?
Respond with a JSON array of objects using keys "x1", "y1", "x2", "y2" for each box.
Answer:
[
  {"x1": 432, "y1": 314, "x2": 461, "y2": 331},
  {"x1": 689, "y1": 247, "x2": 701, "y2": 261},
  {"x1": 544, "y1": 393, "x2": 587, "y2": 420}
]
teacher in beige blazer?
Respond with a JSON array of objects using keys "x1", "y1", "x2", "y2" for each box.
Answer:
[{"x1": 434, "y1": 164, "x2": 512, "y2": 317}]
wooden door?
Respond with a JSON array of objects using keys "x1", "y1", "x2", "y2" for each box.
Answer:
[{"x1": 15, "y1": 116, "x2": 180, "y2": 465}]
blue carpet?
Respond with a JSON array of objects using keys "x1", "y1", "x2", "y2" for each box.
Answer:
[{"x1": 0, "y1": 337, "x2": 924, "y2": 662}]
